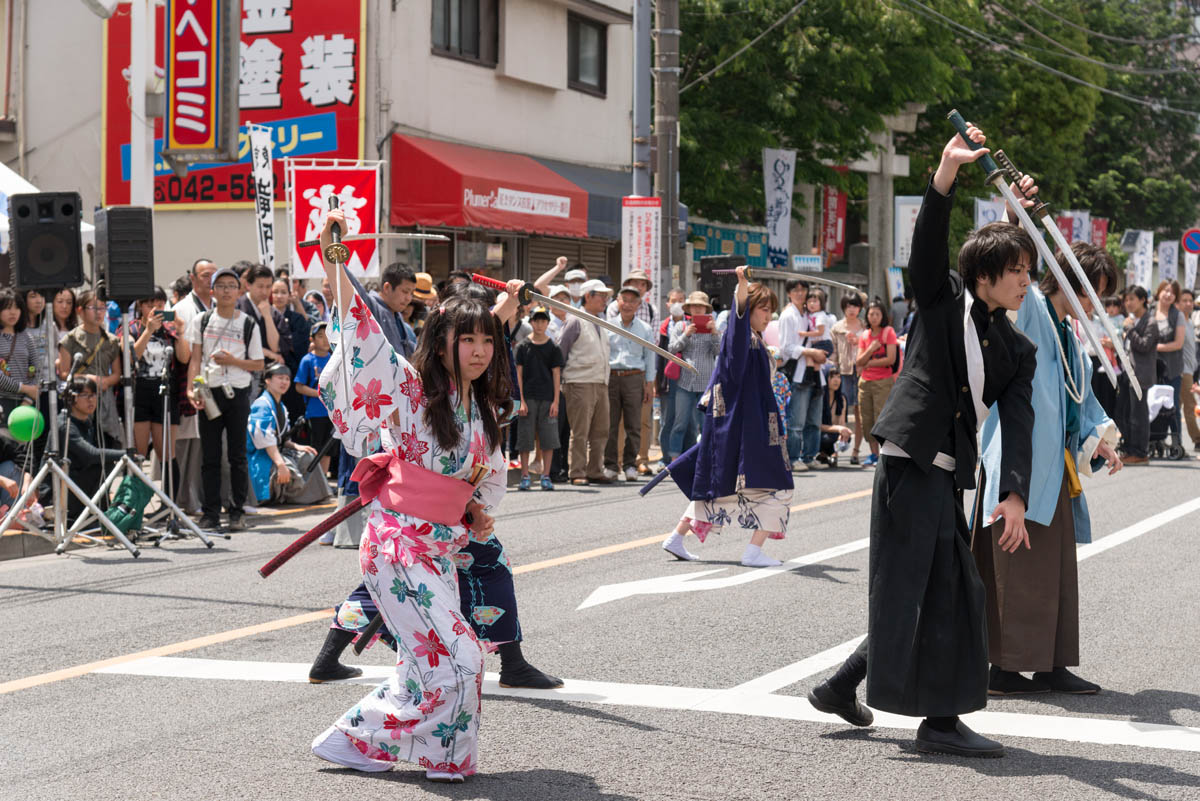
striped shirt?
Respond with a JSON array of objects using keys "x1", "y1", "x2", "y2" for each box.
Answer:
[
  {"x1": 668, "y1": 319, "x2": 720, "y2": 393},
  {"x1": 0, "y1": 330, "x2": 35, "y2": 393}
]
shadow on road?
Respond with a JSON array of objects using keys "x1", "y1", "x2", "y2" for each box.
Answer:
[
  {"x1": 819, "y1": 729, "x2": 1200, "y2": 800},
  {"x1": 320, "y1": 767, "x2": 640, "y2": 800},
  {"x1": 999, "y1": 687, "x2": 1200, "y2": 729},
  {"x1": 491, "y1": 695, "x2": 659, "y2": 733}
]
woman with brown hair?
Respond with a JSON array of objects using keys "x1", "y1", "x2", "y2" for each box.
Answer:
[{"x1": 854, "y1": 299, "x2": 899, "y2": 467}]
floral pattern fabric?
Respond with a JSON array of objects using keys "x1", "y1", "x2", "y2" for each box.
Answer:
[
  {"x1": 320, "y1": 291, "x2": 507, "y2": 775},
  {"x1": 683, "y1": 489, "x2": 793, "y2": 543}
]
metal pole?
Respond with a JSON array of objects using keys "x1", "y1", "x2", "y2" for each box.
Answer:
[
  {"x1": 129, "y1": 0, "x2": 154, "y2": 207},
  {"x1": 632, "y1": 0, "x2": 652, "y2": 198},
  {"x1": 654, "y1": 0, "x2": 680, "y2": 314}
]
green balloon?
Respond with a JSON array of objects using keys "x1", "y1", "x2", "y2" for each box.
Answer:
[{"x1": 7, "y1": 405, "x2": 45, "y2": 442}]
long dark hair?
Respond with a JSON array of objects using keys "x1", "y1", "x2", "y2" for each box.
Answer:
[
  {"x1": 0, "y1": 288, "x2": 27, "y2": 333},
  {"x1": 411, "y1": 295, "x2": 512, "y2": 452},
  {"x1": 865, "y1": 298, "x2": 889, "y2": 332}
]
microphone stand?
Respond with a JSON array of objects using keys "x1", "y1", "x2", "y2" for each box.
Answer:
[
  {"x1": 63, "y1": 309, "x2": 222, "y2": 549},
  {"x1": 0, "y1": 309, "x2": 141, "y2": 556}
]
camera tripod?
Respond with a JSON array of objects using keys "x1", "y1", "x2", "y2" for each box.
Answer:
[
  {"x1": 0, "y1": 312, "x2": 143, "y2": 555},
  {"x1": 62, "y1": 310, "x2": 222, "y2": 552}
]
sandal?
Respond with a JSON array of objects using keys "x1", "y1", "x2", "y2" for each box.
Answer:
[{"x1": 570, "y1": 478, "x2": 589, "y2": 486}]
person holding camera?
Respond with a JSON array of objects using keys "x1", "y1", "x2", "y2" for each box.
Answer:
[
  {"x1": 57, "y1": 290, "x2": 123, "y2": 448},
  {"x1": 60, "y1": 377, "x2": 126, "y2": 524},
  {"x1": 127, "y1": 288, "x2": 190, "y2": 474},
  {"x1": 186, "y1": 266, "x2": 265, "y2": 531}
]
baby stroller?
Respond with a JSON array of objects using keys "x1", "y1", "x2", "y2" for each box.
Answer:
[{"x1": 1147, "y1": 360, "x2": 1185, "y2": 461}]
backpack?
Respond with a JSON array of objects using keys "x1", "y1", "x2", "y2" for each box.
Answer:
[{"x1": 199, "y1": 309, "x2": 260, "y2": 363}]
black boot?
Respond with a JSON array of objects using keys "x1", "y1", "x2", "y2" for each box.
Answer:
[
  {"x1": 309, "y1": 627, "x2": 364, "y2": 683},
  {"x1": 497, "y1": 642, "x2": 563, "y2": 689},
  {"x1": 987, "y1": 665, "x2": 1049, "y2": 696}
]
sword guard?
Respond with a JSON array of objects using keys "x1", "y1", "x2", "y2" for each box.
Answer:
[{"x1": 324, "y1": 242, "x2": 350, "y2": 263}]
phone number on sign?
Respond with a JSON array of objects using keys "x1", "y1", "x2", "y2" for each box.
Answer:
[{"x1": 154, "y1": 173, "x2": 263, "y2": 204}]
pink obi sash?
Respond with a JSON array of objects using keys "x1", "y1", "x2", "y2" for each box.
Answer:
[{"x1": 350, "y1": 451, "x2": 475, "y2": 526}]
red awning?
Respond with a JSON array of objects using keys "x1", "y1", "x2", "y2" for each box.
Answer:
[{"x1": 390, "y1": 134, "x2": 589, "y2": 238}]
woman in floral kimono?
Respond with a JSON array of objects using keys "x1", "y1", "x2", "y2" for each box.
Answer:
[
  {"x1": 645, "y1": 266, "x2": 795, "y2": 567},
  {"x1": 310, "y1": 210, "x2": 514, "y2": 782}
]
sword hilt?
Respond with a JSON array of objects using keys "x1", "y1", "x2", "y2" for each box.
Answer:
[
  {"x1": 993, "y1": 150, "x2": 1050, "y2": 220},
  {"x1": 471, "y1": 273, "x2": 534, "y2": 305},
  {"x1": 324, "y1": 195, "x2": 349, "y2": 263},
  {"x1": 946, "y1": 109, "x2": 1001, "y2": 180}
]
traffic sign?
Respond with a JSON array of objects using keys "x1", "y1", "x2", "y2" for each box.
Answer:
[{"x1": 1182, "y1": 228, "x2": 1200, "y2": 254}]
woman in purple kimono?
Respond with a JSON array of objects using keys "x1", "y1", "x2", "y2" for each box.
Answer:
[{"x1": 645, "y1": 267, "x2": 795, "y2": 567}]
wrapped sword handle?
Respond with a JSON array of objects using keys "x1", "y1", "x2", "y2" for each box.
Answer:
[
  {"x1": 946, "y1": 109, "x2": 1000, "y2": 178},
  {"x1": 324, "y1": 195, "x2": 350, "y2": 263},
  {"x1": 994, "y1": 150, "x2": 1050, "y2": 220},
  {"x1": 470, "y1": 273, "x2": 534, "y2": 305}
]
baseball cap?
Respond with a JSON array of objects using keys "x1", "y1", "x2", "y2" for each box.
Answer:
[
  {"x1": 548, "y1": 284, "x2": 570, "y2": 299},
  {"x1": 210, "y1": 266, "x2": 240, "y2": 289},
  {"x1": 529, "y1": 306, "x2": 551, "y2": 321},
  {"x1": 580, "y1": 279, "x2": 612, "y2": 295},
  {"x1": 617, "y1": 284, "x2": 642, "y2": 298},
  {"x1": 264, "y1": 362, "x2": 291, "y2": 379},
  {"x1": 564, "y1": 268, "x2": 588, "y2": 283},
  {"x1": 311, "y1": 320, "x2": 329, "y2": 337}
]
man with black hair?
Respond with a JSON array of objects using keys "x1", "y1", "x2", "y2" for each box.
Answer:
[
  {"x1": 808, "y1": 124, "x2": 1037, "y2": 758},
  {"x1": 236, "y1": 262, "x2": 283, "y2": 366}
]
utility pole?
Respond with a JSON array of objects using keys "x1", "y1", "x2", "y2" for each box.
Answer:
[
  {"x1": 632, "y1": 0, "x2": 652, "y2": 198},
  {"x1": 129, "y1": 0, "x2": 155, "y2": 207},
  {"x1": 654, "y1": 0, "x2": 680, "y2": 310}
]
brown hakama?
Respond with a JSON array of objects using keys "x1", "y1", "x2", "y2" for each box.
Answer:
[{"x1": 972, "y1": 473, "x2": 1080, "y2": 673}]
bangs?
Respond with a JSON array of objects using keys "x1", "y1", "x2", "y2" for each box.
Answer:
[{"x1": 446, "y1": 297, "x2": 498, "y2": 340}]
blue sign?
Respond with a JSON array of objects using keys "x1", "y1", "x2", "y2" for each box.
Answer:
[
  {"x1": 120, "y1": 111, "x2": 339, "y2": 180},
  {"x1": 1183, "y1": 228, "x2": 1200, "y2": 255},
  {"x1": 688, "y1": 222, "x2": 768, "y2": 268}
]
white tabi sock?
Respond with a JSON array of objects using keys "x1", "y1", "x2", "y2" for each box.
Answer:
[
  {"x1": 741, "y1": 544, "x2": 782, "y2": 568},
  {"x1": 311, "y1": 726, "x2": 394, "y2": 772},
  {"x1": 662, "y1": 532, "x2": 698, "y2": 561}
]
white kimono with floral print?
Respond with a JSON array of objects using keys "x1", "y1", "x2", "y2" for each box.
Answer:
[{"x1": 319, "y1": 293, "x2": 506, "y2": 776}]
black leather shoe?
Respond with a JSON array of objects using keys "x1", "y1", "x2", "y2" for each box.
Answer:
[
  {"x1": 915, "y1": 720, "x2": 1004, "y2": 758},
  {"x1": 1034, "y1": 667, "x2": 1100, "y2": 694},
  {"x1": 988, "y1": 666, "x2": 1050, "y2": 696},
  {"x1": 807, "y1": 681, "x2": 874, "y2": 727},
  {"x1": 227, "y1": 512, "x2": 245, "y2": 532},
  {"x1": 196, "y1": 516, "x2": 223, "y2": 531}
]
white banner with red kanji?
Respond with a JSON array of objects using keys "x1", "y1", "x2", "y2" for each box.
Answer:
[
  {"x1": 621, "y1": 196, "x2": 661, "y2": 291},
  {"x1": 287, "y1": 161, "x2": 381, "y2": 278}
]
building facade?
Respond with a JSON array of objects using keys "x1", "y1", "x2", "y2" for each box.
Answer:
[{"x1": 1, "y1": 0, "x2": 634, "y2": 289}]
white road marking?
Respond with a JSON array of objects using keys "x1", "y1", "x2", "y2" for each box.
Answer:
[
  {"x1": 576, "y1": 537, "x2": 870, "y2": 610},
  {"x1": 97, "y1": 655, "x2": 1200, "y2": 753},
  {"x1": 733, "y1": 493, "x2": 1200, "y2": 696}
]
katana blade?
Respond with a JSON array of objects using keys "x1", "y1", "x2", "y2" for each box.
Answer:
[
  {"x1": 469, "y1": 274, "x2": 697, "y2": 374},
  {"x1": 297, "y1": 232, "x2": 451, "y2": 248},
  {"x1": 946, "y1": 111, "x2": 1117, "y2": 390},
  {"x1": 994, "y1": 151, "x2": 1143, "y2": 400},
  {"x1": 710, "y1": 267, "x2": 862, "y2": 296}
]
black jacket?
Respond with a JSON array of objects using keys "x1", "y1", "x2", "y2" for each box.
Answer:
[{"x1": 871, "y1": 180, "x2": 1036, "y2": 504}]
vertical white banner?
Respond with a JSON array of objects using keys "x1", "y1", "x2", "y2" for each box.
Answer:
[
  {"x1": 973, "y1": 197, "x2": 1006, "y2": 230},
  {"x1": 621, "y1": 196, "x2": 662, "y2": 293},
  {"x1": 1158, "y1": 240, "x2": 1179, "y2": 283},
  {"x1": 893, "y1": 195, "x2": 923, "y2": 267},
  {"x1": 887, "y1": 266, "x2": 905, "y2": 301},
  {"x1": 1068, "y1": 210, "x2": 1092, "y2": 244},
  {"x1": 249, "y1": 124, "x2": 276, "y2": 272},
  {"x1": 762, "y1": 148, "x2": 796, "y2": 269},
  {"x1": 1185, "y1": 252, "x2": 1197, "y2": 291},
  {"x1": 1131, "y1": 231, "x2": 1154, "y2": 289}
]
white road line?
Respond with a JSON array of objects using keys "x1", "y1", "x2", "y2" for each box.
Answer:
[
  {"x1": 718, "y1": 493, "x2": 1200, "y2": 695},
  {"x1": 97, "y1": 656, "x2": 1200, "y2": 753},
  {"x1": 576, "y1": 537, "x2": 870, "y2": 610}
]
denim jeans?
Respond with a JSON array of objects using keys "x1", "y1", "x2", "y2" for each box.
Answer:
[
  {"x1": 658, "y1": 380, "x2": 678, "y2": 462},
  {"x1": 787, "y1": 381, "x2": 822, "y2": 463},
  {"x1": 669, "y1": 387, "x2": 704, "y2": 456}
]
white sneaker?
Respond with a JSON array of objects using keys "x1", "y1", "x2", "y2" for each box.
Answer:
[
  {"x1": 624, "y1": 467, "x2": 639, "y2": 482},
  {"x1": 741, "y1": 544, "x2": 782, "y2": 568},
  {"x1": 604, "y1": 467, "x2": 620, "y2": 482},
  {"x1": 311, "y1": 725, "x2": 394, "y2": 772},
  {"x1": 662, "y1": 532, "x2": 698, "y2": 561},
  {"x1": 792, "y1": 460, "x2": 809, "y2": 472}
]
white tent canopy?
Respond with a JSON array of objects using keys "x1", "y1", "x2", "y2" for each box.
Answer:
[{"x1": 0, "y1": 161, "x2": 95, "y2": 255}]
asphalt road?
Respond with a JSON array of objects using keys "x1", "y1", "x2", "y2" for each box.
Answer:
[{"x1": 1, "y1": 457, "x2": 1198, "y2": 801}]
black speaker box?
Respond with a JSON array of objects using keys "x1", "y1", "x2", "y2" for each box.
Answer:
[
  {"x1": 94, "y1": 206, "x2": 154, "y2": 304},
  {"x1": 698, "y1": 255, "x2": 740, "y2": 310},
  {"x1": 7, "y1": 192, "x2": 84, "y2": 291}
]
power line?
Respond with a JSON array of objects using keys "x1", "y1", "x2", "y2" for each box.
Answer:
[
  {"x1": 680, "y1": 0, "x2": 809, "y2": 94},
  {"x1": 1020, "y1": 0, "x2": 1194, "y2": 46},
  {"x1": 989, "y1": 2, "x2": 1194, "y2": 76},
  {"x1": 893, "y1": 0, "x2": 1200, "y2": 118}
]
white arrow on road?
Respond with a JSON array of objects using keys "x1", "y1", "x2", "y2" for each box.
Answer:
[{"x1": 576, "y1": 537, "x2": 869, "y2": 610}]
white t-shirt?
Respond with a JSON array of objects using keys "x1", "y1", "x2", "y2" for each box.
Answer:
[{"x1": 185, "y1": 308, "x2": 264, "y2": 390}]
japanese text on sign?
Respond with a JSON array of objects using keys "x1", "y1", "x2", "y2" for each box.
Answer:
[
  {"x1": 249, "y1": 124, "x2": 276, "y2": 271},
  {"x1": 166, "y1": 0, "x2": 220, "y2": 151},
  {"x1": 621, "y1": 197, "x2": 661, "y2": 292}
]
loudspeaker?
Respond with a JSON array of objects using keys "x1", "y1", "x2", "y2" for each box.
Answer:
[
  {"x1": 94, "y1": 206, "x2": 154, "y2": 304},
  {"x1": 699, "y1": 255, "x2": 740, "y2": 310},
  {"x1": 7, "y1": 192, "x2": 84, "y2": 291}
]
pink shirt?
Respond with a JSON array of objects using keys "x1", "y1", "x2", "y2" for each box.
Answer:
[{"x1": 858, "y1": 326, "x2": 898, "y2": 382}]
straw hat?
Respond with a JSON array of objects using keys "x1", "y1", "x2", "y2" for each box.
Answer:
[{"x1": 413, "y1": 272, "x2": 435, "y2": 300}]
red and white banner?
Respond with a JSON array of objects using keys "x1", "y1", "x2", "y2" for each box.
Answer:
[
  {"x1": 288, "y1": 163, "x2": 381, "y2": 278},
  {"x1": 1055, "y1": 215, "x2": 1074, "y2": 244},
  {"x1": 163, "y1": 0, "x2": 234, "y2": 159},
  {"x1": 1091, "y1": 217, "x2": 1109, "y2": 250},
  {"x1": 621, "y1": 197, "x2": 661, "y2": 292},
  {"x1": 103, "y1": 0, "x2": 365, "y2": 207},
  {"x1": 819, "y1": 179, "x2": 846, "y2": 265}
]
